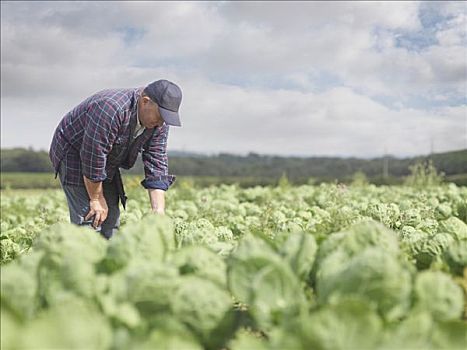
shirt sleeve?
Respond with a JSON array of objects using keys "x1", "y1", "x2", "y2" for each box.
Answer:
[
  {"x1": 80, "y1": 99, "x2": 120, "y2": 182},
  {"x1": 141, "y1": 124, "x2": 176, "y2": 191}
]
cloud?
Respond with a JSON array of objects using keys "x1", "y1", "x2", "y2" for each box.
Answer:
[
  {"x1": 1, "y1": 1, "x2": 465, "y2": 157},
  {"x1": 169, "y1": 78, "x2": 466, "y2": 157},
  {"x1": 219, "y1": 2, "x2": 421, "y2": 31}
]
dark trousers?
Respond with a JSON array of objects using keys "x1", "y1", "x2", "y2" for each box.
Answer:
[{"x1": 58, "y1": 162, "x2": 120, "y2": 239}]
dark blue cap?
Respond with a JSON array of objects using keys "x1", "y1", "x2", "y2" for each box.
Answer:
[{"x1": 144, "y1": 80, "x2": 182, "y2": 127}]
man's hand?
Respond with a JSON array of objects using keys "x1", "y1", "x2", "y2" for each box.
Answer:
[
  {"x1": 85, "y1": 197, "x2": 108, "y2": 228},
  {"x1": 83, "y1": 176, "x2": 107, "y2": 228}
]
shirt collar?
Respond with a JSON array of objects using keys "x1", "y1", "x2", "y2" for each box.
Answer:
[
  {"x1": 135, "y1": 87, "x2": 145, "y2": 129},
  {"x1": 136, "y1": 103, "x2": 141, "y2": 128}
]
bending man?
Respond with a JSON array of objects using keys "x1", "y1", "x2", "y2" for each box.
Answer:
[{"x1": 49, "y1": 79, "x2": 182, "y2": 239}]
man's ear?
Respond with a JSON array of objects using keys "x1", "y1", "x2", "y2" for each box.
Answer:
[{"x1": 143, "y1": 96, "x2": 158, "y2": 108}]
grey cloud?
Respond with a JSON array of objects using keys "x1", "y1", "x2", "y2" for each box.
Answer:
[
  {"x1": 218, "y1": 2, "x2": 421, "y2": 31},
  {"x1": 2, "y1": 78, "x2": 464, "y2": 157},
  {"x1": 169, "y1": 80, "x2": 465, "y2": 157},
  {"x1": 1, "y1": 1, "x2": 465, "y2": 157},
  {"x1": 3, "y1": 1, "x2": 464, "y2": 96}
]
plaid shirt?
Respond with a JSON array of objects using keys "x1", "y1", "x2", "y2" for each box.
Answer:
[{"x1": 49, "y1": 87, "x2": 176, "y2": 197}]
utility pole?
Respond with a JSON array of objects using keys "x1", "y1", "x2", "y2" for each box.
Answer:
[
  {"x1": 430, "y1": 135, "x2": 434, "y2": 159},
  {"x1": 383, "y1": 146, "x2": 389, "y2": 179}
]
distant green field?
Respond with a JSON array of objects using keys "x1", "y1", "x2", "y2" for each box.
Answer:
[
  {"x1": 1, "y1": 172, "x2": 59, "y2": 189},
  {"x1": 0, "y1": 172, "x2": 282, "y2": 190},
  {"x1": 0, "y1": 172, "x2": 308, "y2": 190},
  {"x1": 1, "y1": 172, "x2": 466, "y2": 189},
  {"x1": 0, "y1": 172, "x2": 146, "y2": 190}
]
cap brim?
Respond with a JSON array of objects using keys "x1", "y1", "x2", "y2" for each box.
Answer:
[{"x1": 159, "y1": 107, "x2": 181, "y2": 127}]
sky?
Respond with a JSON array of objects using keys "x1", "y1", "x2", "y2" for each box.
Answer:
[{"x1": 1, "y1": 1, "x2": 466, "y2": 158}]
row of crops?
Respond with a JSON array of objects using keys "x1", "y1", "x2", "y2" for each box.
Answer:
[{"x1": 1, "y1": 181, "x2": 466, "y2": 349}]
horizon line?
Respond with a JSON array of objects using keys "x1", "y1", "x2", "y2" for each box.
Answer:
[{"x1": 1, "y1": 146, "x2": 466, "y2": 161}]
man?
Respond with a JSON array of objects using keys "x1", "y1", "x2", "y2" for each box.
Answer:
[{"x1": 49, "y1": 79, "x2": 182, "y2": 239}]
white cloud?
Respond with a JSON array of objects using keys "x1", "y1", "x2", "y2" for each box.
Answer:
[
  {"x1": 1, "y1": 1, "x2": 465, "y2": 157},
  {"x1": 168, "y1": 78, "x2": 466, "y2": 157},
  {"x1": 436, "y1": 14, "x2": 466, "y2": 46},
  {"x1": 219, "y1": 2, "x2": 421, "y2": 31}
]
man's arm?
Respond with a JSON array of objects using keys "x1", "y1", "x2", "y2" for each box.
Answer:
[
  {"x1": 141, "y1": 125, "x2": 176, "y2": 212},
  {"x1": 148, "y1": 188, "x2": 165, "y2": 214},
  {"x1": 80, "y1": 98, "x2": 120, "y2": 227},
  {"x1": 83, "y1": 176, "x2": 108, "y2": 228}
]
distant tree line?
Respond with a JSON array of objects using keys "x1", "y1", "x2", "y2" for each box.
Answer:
[
  {"x1": 1, "y1": 148, "x2": 53, "y2": 172},
  {"x1": 1, "y1": 147, "x2": 466, "y2": 184}
]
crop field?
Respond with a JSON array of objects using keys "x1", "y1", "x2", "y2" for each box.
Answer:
[{"x1": 1, "y1": 179, "x2": 467, "y2": 349}]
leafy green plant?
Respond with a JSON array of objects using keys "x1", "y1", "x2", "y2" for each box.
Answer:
[
  {"x1": 1, "y1": 181, "x2": 467, "y2": 349},
  {"x1": 404, "y1": 159, "x2": 445, "y2": 187}
]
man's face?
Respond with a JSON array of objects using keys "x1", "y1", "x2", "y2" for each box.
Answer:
[{"x1": 138, "y1": 95, "x2": 165, "y2": 129}]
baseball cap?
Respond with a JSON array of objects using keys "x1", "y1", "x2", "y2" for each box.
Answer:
[{"x1": 144, "y1": 80, "x2": 182, "y2": 127}]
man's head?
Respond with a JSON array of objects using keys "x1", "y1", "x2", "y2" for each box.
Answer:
[
  {"x1": 138, "y1": 92, "x2": 165, "y2": 129},
  {"x1": 139, "y1": 80, "x2": 182, "y2": 128}
]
